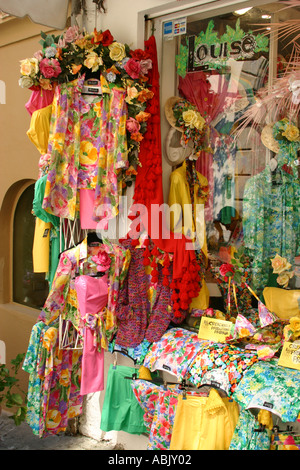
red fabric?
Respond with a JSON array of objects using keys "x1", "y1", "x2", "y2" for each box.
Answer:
[{"x1": 127, "y1": 36, "x2": 202, "y2": 318}]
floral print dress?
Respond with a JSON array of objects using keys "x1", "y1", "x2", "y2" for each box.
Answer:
[
  {"x1": 243, "y1": 166, "x2": 300, "y2": 295},
  {"x1": 42, "y1": 75, "x2": 128, "y2": 225}
]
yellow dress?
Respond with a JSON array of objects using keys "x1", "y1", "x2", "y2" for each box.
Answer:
[{"x1": 168, "y1": 161, "x2": 209, "y2": 310}]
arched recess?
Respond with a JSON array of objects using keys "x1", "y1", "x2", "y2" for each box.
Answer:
[{"x1": 0, "y1": 179, "x2": 36, "y2": 305}]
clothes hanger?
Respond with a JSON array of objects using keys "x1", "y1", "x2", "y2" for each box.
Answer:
[{"x1": 87, "y1": 231, "x2": 103, "y2": 245}]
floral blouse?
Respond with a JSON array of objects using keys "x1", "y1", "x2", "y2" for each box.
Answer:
[
  {"x1": 38, "y1": 237, "x2": 131, "y2": 347},
  {"x1": 243, "y1": 166, "x2": 300, "y2": 294},
  {"x1": 42, "y1": 75, "x2": 128, "y2": 224}
]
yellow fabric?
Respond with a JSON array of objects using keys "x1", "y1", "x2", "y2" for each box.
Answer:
[
  {"x1": 32, "y1": 217, "x2": 51, "y2": 273},
  {"x1": 168, "y1": 161, "x2": 209, "y2": 310},
  {"x1": 170, "y1": 393, "x2": 239, "y2": 450},
  {"x1": 263, "y1": 287, "x2": 300, "y2": 320},
  {"x1": 27, "y1": 104, "x2": 52, "y2": 154}
]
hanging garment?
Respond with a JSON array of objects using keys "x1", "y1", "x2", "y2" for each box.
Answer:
[
  {"x1": 108, "y1": 337, "x2": 152, "y2": 365},
  {"x1": 232, "y1": 358, "x2": 300, "y2": 422},
  {"x1": 100, "y1": 364, "x2": 147, "y2": 435},
  {"x1": 170, "y1": 389, "x2": 239, "y2": 450},
  {"x1": 229, "y1": 408, "x2": 271, "y2": 450},
  {"x1": 22, "y1": 321, "x2": 47, "y2": 436},
  {"x1": 143, "y1": 327, "x2": 211, "y2": 380},
  {"x1": 243, "y1": 166, "x2": 300, "y2": 294},
  {"x1": 27, "y1": 104, "x2": 52, "y2": 154},
  {"x1": 115, "y1": 239, "x2": 175, "y2": 348},
  {"x1": 75, "y1": 274, "x2": 109, "y2": 395},
  {"x1": 38, "y1": 237, "x2": 131, "y2": 346},
  {"x1": 168, "y1": 161, "x2": 210, "y2": 311},
  {"x1": 42, "y1": 75, "x2": 128, "y2": 224},
  {"x1": 23, "y1": 322, "x2": 83, "y2": 437},
  {"x1": 32, "y1": 175, "x2": 61, "y2": 280}
]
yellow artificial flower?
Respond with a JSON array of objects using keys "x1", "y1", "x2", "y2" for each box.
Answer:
[
  {"x1": 271, "y1": 253, "x2": 292, "y2": 274},
  {"x1": 277, "y1": 271, "x2": 294, "y2": 288},
  {"x1": 84, "y1": 51, "x2": 103, "y2": 72},
  {"x1": 282, "y1": 124, "x2": 300, "y2": 142},
  {"x1": 193, "y1": 112, "x2": 205, "y2": 131},
  {"x1": 20, "y1": 57, "x2": 39, "y2": 77},
  {"x1": 125, "y1": 86, "x2": 138, "y2": 104},
  {"x1": 289, "y1": 316, "x2": 300, "y2": 334},
  {"x1": 108, "y1": 41, "x2": 126, "y2": 62}
]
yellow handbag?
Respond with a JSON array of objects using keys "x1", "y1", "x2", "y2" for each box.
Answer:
[{"x1": 263, "y1": 287, "x2": 300, "y2": 320}]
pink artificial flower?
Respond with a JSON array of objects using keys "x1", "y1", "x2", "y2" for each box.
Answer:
[
  {"x1": 219, "y1": 263, "x2": 234, "y2": 278},
  {"x1": 64, "y1": 25, "x2": 82, "y2": 43},
  {"x1": 124, "y1": 58, "x2": 141, "y2": 79},
  {"x1": 39, "y1": 58, "x2": 62, "y2": 78},
  {"x1": 140, "y1": 59, "x2": 152, "y2": 75},
  {"x1": 126, "y1": 117, "x2": 140, "y2": 134}
]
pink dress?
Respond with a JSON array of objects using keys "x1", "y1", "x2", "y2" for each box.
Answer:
[{"x1": 75, "y1": 274, "x2": 108, "y2": 395}]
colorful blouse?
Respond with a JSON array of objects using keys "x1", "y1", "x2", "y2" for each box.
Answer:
[
  {"x1": 38, "y1": 237, "x2": 131, "y2": 347},
  {"x1": 243, "y1": 166, "x2": 300, "y2": 294},
  {"x1": 42, "y1": 75, "x2": 128, "y2": 224}
]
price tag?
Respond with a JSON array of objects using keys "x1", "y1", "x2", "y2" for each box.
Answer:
[
  {"x1": 278, "y1": 341, "x2": 300, "y2": 371},
  {"x1": 198, "y1": 317, "x2": 234, "y2": 343}
]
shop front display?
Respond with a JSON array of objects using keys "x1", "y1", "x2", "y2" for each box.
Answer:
[{"x1": 19, "y1": 0, "x2": 300, "y2": 451}]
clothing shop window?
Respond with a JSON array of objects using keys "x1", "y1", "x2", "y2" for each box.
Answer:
[
  {"x1": 157, "y1": 1, "x2": 300, "y2": 301},
  {"x1": 13, "y1": 184, "x2": 49, "y2": 309}
]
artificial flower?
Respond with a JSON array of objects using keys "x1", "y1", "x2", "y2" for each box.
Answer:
[
  {"x1": 271, "y1": 254, "x2": 292, "y2": 274},
  {"x1": 282, "y1": 123, "x2": 300, "y2": 142},
  {"x1": 126, "y1": 117, "x2": 141, "y2": 134},
  {"x1": 289, "y1": 316, "x2": 300, "y2": 334},
  {"x1": 19, "y1": 76, "x2": 34, "y2": 88},
  {"x1": 124, "y1": 58, "x2": 141, "y2": 79},
  {"x1": 108, "y1": 41, "x2": 126, "y2": 62},
  {"x1": 276, "y1": 270, "x2": 294, "y2": 288},
  {"x1": 131, "y1": 132, "x2": 144, "y2": 142},
  {"x1": 91, "y1": 28, "x2": 103, "y2": 44},
  {"x1": 140, "y1": 59, "x2": 152, "y2": 75},
  {"x1": 39, "y1": 78, "x2": 53, "y2": 90},
  {"x1": 125, "y1": 86, "x2": 139, "y2": 103},
  {"x1": 135, "y1": 111, "x2": 151, "y2": 122},
  {"x1": 64, "y1": 25, "x2": 82, "y2": 43},
  {"x1": 130, "y1": 48, "x2": 150, "y2": 61},
  {"x1": 20, "y1": 58, "x2": 39, "y2": 77},
  {"x1": 71, "y1": 63, "x2": 82, "y2": 75},
  {"x1": 39, "y1": 58, "x2": 62, "y2": 78},
  {"x1": 219, "y1": 263, "x2": 235, "y2": 277},
  {"x1": 45, "y1": 46, "x2": 57, "y2": 58},
  {"x1": 101, "y1": 29, "x2": 114, "y2": 47},
  {"x1": 126, "y1": 165, "x2": 138, "y2": 176},
  {"x1": 137, "y1": 89, "x2": 154, "y2": 103},
  {"x1": 84, "y1": 51, "x2": 103, "y2": 72}
]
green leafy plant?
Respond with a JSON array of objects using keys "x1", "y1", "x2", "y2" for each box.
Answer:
[{"x1": 0, "y1": 353, "x2": 27, "y2": 425}]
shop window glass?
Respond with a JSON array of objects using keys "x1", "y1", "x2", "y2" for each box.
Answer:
[{"x1": 13, "y1": 184, "x2": 49, "y2": 309}]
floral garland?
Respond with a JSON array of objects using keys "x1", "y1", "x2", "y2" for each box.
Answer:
[
  {"x1": 19, "y1": 25, "x2": 155, "y2": 188},
  {"x1": 172, "y1": 100, "x2": 210, "y2": 157}
]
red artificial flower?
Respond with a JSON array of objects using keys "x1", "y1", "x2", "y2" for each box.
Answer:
[
  {"x1": 130, "y1": 48, "x2": 150, "y2": 61},
  {"x1": 101, "y1": 29, "x2": 114, "y2": 46}
]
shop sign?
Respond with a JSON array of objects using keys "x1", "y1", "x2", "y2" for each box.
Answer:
[
  {"x1": 198, "y1": 317, "x2": 234, "y2": 343},
  {"x1": 278, "y1": 341, "x2": 300, "y2": 371},
  {"x1": 176, "y1": 18, "x2": 269, "y2": 76}
]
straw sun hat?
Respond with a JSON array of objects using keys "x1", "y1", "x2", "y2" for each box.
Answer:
[
  {"x1": 164, "y1": 96, "x2": 195, "y2": 165},
  {"x1": 261, "y1": 123, "x2": 280, "y2": 154}
]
